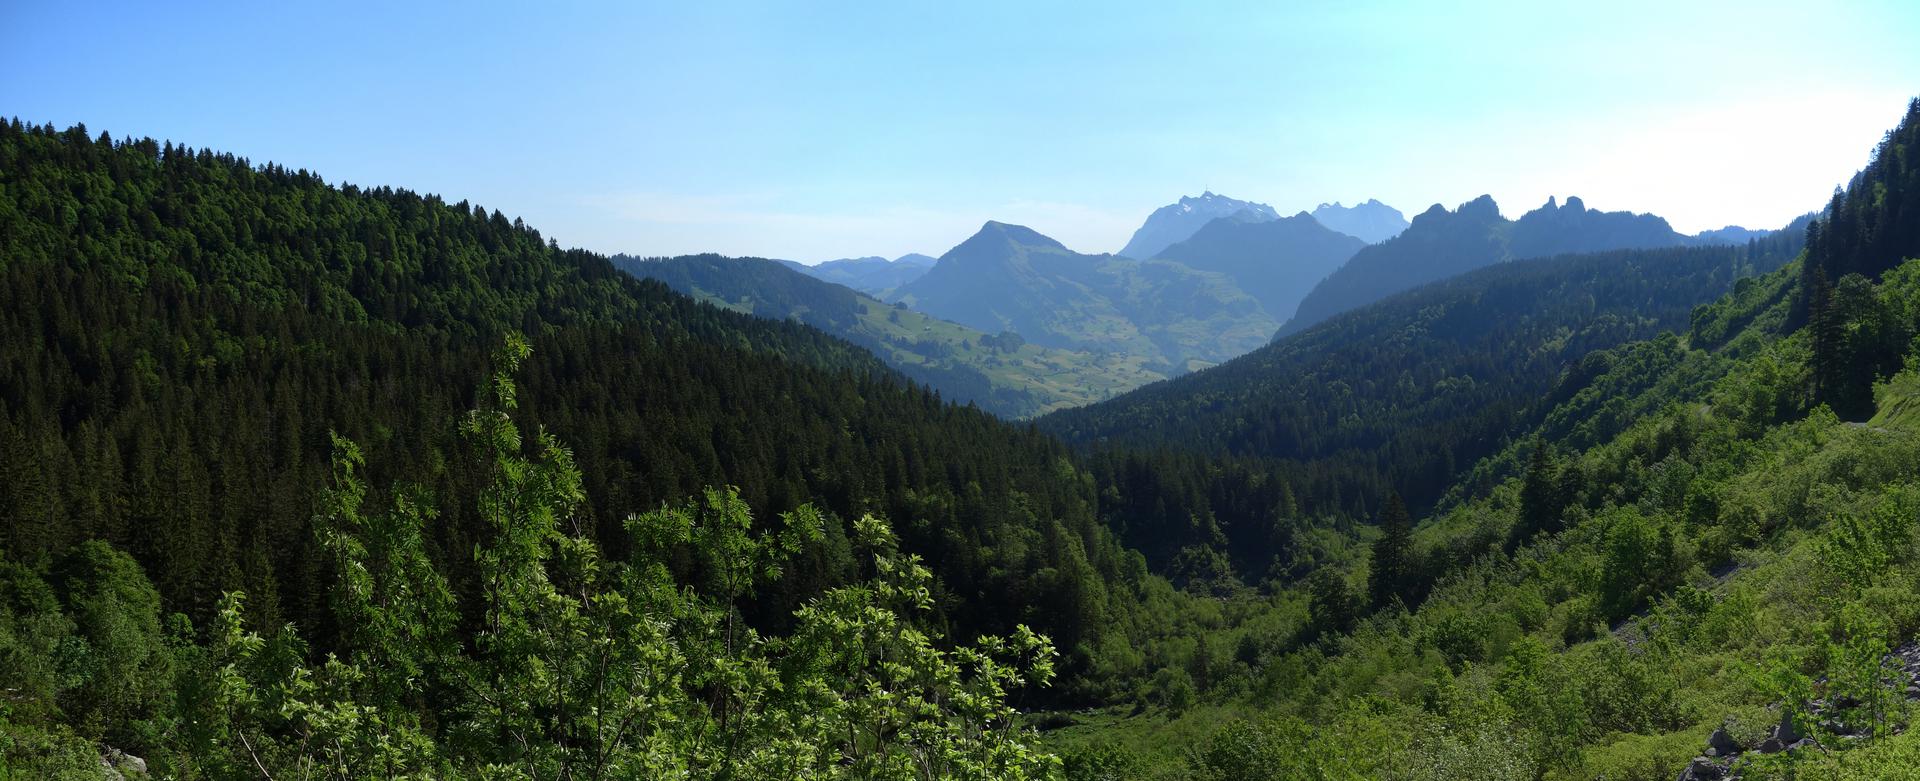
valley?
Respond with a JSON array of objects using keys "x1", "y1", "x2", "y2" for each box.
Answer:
[{"x1": 4, "y1": 7, "x2": 1919, "y2": 780}]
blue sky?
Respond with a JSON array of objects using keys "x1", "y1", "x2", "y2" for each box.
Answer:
[{"x1": 5, "y1": 1, "x2": 1918, "y2": 262}]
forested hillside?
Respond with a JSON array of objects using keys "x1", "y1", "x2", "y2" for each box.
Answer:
[
  {"x1": 1044, "y1": 229, "x2": 1806, "y2": 527},
  {"x1": 612, "y1": 253, "x2": 1167, "y2": 417},
  {"x1": 0, "y1": 118, "x2": 1231, "y2": 655},
  {"x1": 1043, "y1": 97, "x2": 1920, "y2": 781},
  {"x1": 0, "y1": 120, "x2": 1258, "y2": 778}
]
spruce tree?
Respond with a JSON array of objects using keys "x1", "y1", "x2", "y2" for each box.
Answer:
[
  {"x1": 1368, "y1": 492, "x2": 1415, "y2": 610},
  {"x1": 1513, "y1": 441, "x2": 1562, "y2": 547},
  {"x1": 1809, "y1": 265, "x2": 1843, "y2": 406}
]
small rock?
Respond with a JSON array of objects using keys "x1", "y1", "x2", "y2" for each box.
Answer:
[
  {"x1": 1707, "y1": 725, "x2": 1742, "y2": 756},
  {"x1": 1678, "y1": 757, "x2": 1726, "y2": 781},
  {"x1": 1757, "y1": 737, "x2": 1786, "y2": 754},
  {"x1": 1787, "y1": 737, "x2": 1819, "y2": 753},
  {"x1": 1770, "y1": 711, "x2": 1805, "y2": 745},
  {"x1": 100, "y1": 748, "x2": 146, "y2": 777}
]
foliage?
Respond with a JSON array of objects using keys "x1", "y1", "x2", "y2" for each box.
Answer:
[
  {"x1": 5, "y1": 342, "x2": 1066, "y2": 779},
  {"x1": 1048, "y1": 97, "x2": 1920, "y2": 773}
]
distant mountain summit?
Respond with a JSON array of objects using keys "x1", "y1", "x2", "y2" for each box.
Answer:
[
  {"x1": 1310, "y1": 199, "x2": 1409, "y2": 243},
  {"x1": 1152, "y1": 212, "x2": 1366, "y2": 321},
  {"x1": 785, "y1": 253, "x2": 935, "y2": 295},
  {"x1": 1118, "y1": 191, "x2": 1280, "y2": 259},
  {"x1": 892, "y1": 221, "x2": 1272, "y2": 369},
  {"x1": 956, "y1": 220, "x2": 1071, "y2": 257},
  {"x1": 1510, "y1": 195, "x2": 1685, "y2": 258},
  {"x1": 1691, "y1": 225, "x2": 1771, "y2": 245}
]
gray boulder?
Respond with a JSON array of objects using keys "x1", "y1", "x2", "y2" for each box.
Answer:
[
  {"x1": 1678, "y1": 757, "x2": 1726, "y2": 781},
  {"x1": 1705, "y1": 725, "x2": 1741, "y2": 756},
  {"x1": 1757, "y1": 709, "x2": 1807, "y2": 752},
  {"x1": 99, "y1": 748, "x2": 147, "y2": 778},
  {"x1": 1773, "y1": 711, "x2": 1805, "y2": 744}
]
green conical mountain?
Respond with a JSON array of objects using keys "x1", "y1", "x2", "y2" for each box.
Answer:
[{"x1": 891, "y1": 221, "x2": 1273, "y2": 370}]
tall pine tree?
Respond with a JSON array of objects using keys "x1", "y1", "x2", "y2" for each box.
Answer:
[
  {"x1": 1512, "y1": 441, "x2": 1565, "y2": 548},
  {"x1": 1368, "y1": 493, "x2": 1415, "y2": 610}
]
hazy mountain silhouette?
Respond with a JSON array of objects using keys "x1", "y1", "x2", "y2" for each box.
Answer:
[
  {"x1": 1310, "y1": 199, "x2": 1409, "y2": 243},
  {"x1": 1117, "y1": 191, "x2": 1280, "y2": 259},
  {"x1": 1276, "y1": 195, "x2": 1719, "y2": 339},
  {"x1": 1509, "y1": 195, "x2": 1687, "y2": 258},
  {"x1": 1151, "y1": 212, "x2": 1366, "y2": 322},
  {"x1": 783, "y1": 253, "x2": 935, "y2": 295},
  {"x1": 1691, "y1": 225, "x2": 1772, "y2": 245}
]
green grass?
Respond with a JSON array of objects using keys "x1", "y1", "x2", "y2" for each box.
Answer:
[
  {"x1": 852, "y1": 301, "x2": 1170, "y2": 416},
  {"x1": 1869, "y1": 367, "x2": 1920, "y2": 432},
  {"x1": 1036, "y1": 705, "x2": 1235, "y2": 780},
  {"x1": 686, "y1": 286, "x2": 1172, "y2": 417},
  {"x1": 1040, "y1": 259, "x2": 1920, "y2": 780}
]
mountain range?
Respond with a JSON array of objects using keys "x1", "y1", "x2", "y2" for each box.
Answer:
[
  {"x1": 861, "y1": 192, "x2": 1774, "y2": 380},
  {"x1": 1274, "y1": 194, "x2": 1784, "y2": 339},
  {"x1": 781, "y1": 253, "x2": 935, "y2": 295}
]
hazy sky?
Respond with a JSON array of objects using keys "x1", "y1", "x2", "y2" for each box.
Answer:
[{"x1": 6, "y1": 1, "x2": 1918, "y2": 262}]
